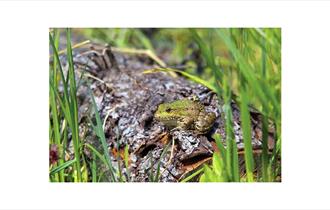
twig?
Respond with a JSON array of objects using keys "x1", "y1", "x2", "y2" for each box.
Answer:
[
  {"x1": 112, "y1": 47, "x2": 166, "y2": 67},
  {"x1": 49, "y1": 40, "x2": 91, "y2": 58},
  {"x1": 102, "y1": 107, "x2": 116, "y2": 131},
  {"x1": 167, "y1": 138, "x2": 175, "y2": 165}
]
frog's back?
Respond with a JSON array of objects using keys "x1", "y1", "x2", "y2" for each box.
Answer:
[{"x1": 170, "y1": 99, "x2": 202, "y2": 110}]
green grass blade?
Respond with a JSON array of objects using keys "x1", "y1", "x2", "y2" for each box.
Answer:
[
  {"x1": 49, "y1": 81, "x2": 72, "y2": 129},
  {"x1": 240, "y1": 88, "x2": 254, "y2": 182},
  {"x1": 270, "y1": 123, "x2": 281, "y2": 180},
  {"x1": 88, "y1": 84, "x2": 117, "y2": 182},
  {"x1": 232, "y1": 138, "x2": 240, "y2": 182},
  {"x1": 91, "y1": 151, "x2": 97, "y2": 182},
  {"x1": 202, "y1": 165, "x2": 218, "y2": 182},
  {"x1": 155, "y1": 143, "x2": 170, "y2": 182},
  {"x1": 49, "y1": 85, "x2": 64, "y2": 181},
  {"x1": 49, "y1": 29, "x2": 64, "y2": 182},
  {"x1": 133, "y1": 29, "x2": 155, "y2": 52},
  {"x1": 213, "y1": 134, "x2": 226, "y2": 164},
  {"x1": 261, "y1": 115, "x2": 270, "y2": 182},
  {"x1": 49, "y1": 32, "x2": 72, "y2": 129},
  {"x1": 66, "y1": 28, "x2": 82, "y2": 182},
  {"x1": 143, "y1": 67, "x2": 217, "y2": 92},
  {"x1": 212, "y1": 152, "x2": 228, "y2": 182},
  {"x1": 50, "y1": 159, "x2": 76, "y2": 176},
  {"x1": 52, "y1": 29, "x2": 60, "y2": 87},
  {"x1": 222, "y1": 71, "x2": 240, "y2": 181},
  {"x1": 223, "y1": 85, "x2": 233, "y2": 180},
  {"x1": 148, "y1": 153, "x2": 154, "y2": 182},
  {"x1": 84, "y1": 143, "x2": 108, "y2": 166},
  {"x1": 180, "y1": 168, "x2": 204, "y2": 183},
  {"x1": 49, "y1": 32, "x2": 70, "y2": 115}
]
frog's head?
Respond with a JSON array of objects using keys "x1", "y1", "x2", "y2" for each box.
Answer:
[
  {"x1": 154, "y1": 102, "x2": 173, "y2": 120},
  {"x1": 154, "y1": 99, "x2": 194, "y2": 121}
]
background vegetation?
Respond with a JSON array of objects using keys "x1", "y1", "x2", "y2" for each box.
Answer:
[{"x1": 49, "y1": 28, "x2": 281, "y2": 182}]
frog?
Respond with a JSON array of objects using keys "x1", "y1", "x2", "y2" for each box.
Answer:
[{"x1": 154, "y1": 98, "x2": 216, "y2": 134}]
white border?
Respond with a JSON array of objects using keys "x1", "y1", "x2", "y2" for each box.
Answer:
[{"x1": 1, "y1": 1, "x2": 330, "y2": 209}]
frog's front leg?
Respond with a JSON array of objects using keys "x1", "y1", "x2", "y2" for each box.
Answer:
[
  {"x1": 195, "y1": 112, "x2": 216, "y2": 134},
  {"x1": 177, "y1": 117, "x2": 194, "y2": 130}
]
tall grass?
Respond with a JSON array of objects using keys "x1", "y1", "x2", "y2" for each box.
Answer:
[
  {"x1": 49, "y1": 29, "x2": 84, "y2": 182},
  {"x1": 49, "y1": 29, "x2": 119, "y2": 182},
  {"x1": 49, "y1": 30, "x2": 82, "y2": 182},
  {"x1": 190, "y1": 28, "x2": 281, "y2": 182}
]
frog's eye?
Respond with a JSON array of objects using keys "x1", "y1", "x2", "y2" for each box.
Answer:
[{"x1": 165, "y1": 107, "x2": 171, "y2": 112}]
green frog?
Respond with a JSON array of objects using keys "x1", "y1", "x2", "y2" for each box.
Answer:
[{"x1": 154, "y1": 99, "x2": 216, "y2": 134}]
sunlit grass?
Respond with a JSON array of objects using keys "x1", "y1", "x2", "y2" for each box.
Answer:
[
  {"x1": 189, "y1": 28, "x2": 281, "y2": 182},
  {"x1": 49, "y1": 29, "x2": 87, "y2": 182}
]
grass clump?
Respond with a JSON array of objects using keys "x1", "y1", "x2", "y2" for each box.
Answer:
[
  {"x1": 49, "y1": 29, "x2": 118, "y2": 182},
  {"x1": 49, "y1": 28, "x2": 84, "y2": 182},
  {"x1": 190, "y1": 28, "x2": 281, "y2": 182}
]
